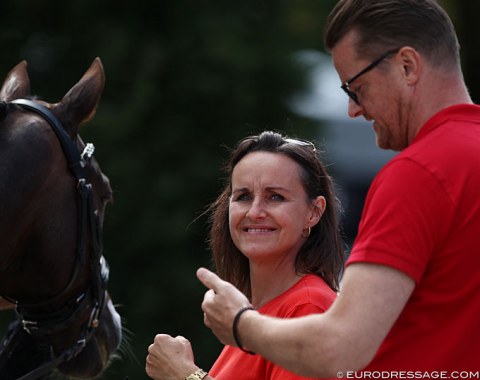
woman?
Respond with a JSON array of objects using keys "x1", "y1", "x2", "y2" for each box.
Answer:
[{"x1": 146, "y1": 131, "x2": 344, "y2": 380}]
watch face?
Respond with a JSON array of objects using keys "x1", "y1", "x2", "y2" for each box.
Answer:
[{"x1": 186, "y1": 369, "x2": 207, "y2": 380}]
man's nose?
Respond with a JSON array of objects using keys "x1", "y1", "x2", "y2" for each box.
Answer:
[{"x1": 348, "y1": 98, "x2": 364, "y2": 118}]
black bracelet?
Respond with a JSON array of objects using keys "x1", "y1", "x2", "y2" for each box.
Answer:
[{"x1": 232, "y1": 306, "x2": 256, "y2": 355}]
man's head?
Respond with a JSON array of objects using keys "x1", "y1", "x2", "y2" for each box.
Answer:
[
  {"x1": 324, "y1": 0, "x2": 460, "y2": 70},
  {"x1": 324, "y1": 0, "x2": 468, "y2": 151}
]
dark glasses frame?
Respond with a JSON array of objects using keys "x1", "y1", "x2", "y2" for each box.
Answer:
[{"x1": 341, "y1": 48, "x2": 400, "y2": 105}]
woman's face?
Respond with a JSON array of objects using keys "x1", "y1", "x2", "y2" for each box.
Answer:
[{"x1": 229, "y1": 151, "x2": 324, "y2": 265}]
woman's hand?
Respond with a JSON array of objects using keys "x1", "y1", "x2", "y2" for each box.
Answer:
[{"x1": 146, "y1": 334, "x2": 199, "y2": 380}]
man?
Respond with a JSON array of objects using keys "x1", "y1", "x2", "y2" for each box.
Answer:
[{"x1": 197, "y1": 0, "x2": 480, "y2": 376}]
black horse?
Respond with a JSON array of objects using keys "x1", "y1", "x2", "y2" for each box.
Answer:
[{"x1": 0, "y1": 59, "x2": 122, "y2": 379}]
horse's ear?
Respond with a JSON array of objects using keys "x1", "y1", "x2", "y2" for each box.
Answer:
[
  {"x1": 0, "y1": 61, "x2": 31, "y2": 101},
  {"x1": 52, "y1": 57, "x2": 105, "y2": 137}
]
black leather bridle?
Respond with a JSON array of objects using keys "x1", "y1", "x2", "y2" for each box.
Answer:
[{"x1": 0, "y1": 99, "x2": 110, "y2": 380}]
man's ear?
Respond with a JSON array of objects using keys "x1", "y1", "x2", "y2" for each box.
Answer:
[{"x1": 398, "y1": 46, "x2": 421, "y2": 85}]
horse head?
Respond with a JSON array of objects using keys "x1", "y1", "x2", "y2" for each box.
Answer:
[{"x1": 0, "y1": 59, "x2": 122, "y2": 379}]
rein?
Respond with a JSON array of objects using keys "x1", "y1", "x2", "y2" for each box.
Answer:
[{"x1": 0, "y1": 99, "x2": 109, "y2": 380}]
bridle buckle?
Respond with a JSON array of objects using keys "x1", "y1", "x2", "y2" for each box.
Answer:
[{"x1": 21, "y1": 319, "x2": 38, "y2": 334}]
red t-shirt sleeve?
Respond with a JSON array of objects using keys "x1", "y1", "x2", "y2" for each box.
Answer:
[{"x1": 348, "y1": 158, "x2": 453, "y2": 283}]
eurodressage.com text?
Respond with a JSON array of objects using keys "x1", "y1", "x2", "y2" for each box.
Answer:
[{"x1": 336, "y1": 371, "x2": 480, "y2": 379}]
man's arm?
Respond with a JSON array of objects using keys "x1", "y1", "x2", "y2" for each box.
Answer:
[{"x1": 197, "y1": 263, "x2": 415, "y2": 377}]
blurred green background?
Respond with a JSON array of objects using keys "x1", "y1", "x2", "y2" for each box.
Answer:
[{"x1": 0, "y1": 0, "x2": 478, "y2": 379}]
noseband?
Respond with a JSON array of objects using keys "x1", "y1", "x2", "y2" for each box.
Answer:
[{"x1": 0, "y1": 99, "x2": 110, "y2": 380}]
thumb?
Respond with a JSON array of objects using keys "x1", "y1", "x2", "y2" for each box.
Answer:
[{"x1": 196, "y1": 267, "x2": 223, "y2": 292}]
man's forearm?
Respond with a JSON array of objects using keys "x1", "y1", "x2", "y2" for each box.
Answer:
[
  {"x1": 236, "y1": 264, "x2": 415, "y2": 377},
  {"x1": 238, "y1": 310, "x2": 345, "y2": 377}
]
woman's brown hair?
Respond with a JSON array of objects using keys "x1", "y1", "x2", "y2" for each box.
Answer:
[{"x1": 208, "y1": 131, "x2": 345, "y2": 298}]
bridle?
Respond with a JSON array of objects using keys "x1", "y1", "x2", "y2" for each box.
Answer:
[{"x1": 0, "y1": 99, "x2": 110, "y2": 380}]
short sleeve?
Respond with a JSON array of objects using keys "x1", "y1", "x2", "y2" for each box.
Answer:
[{"x1": 348, "y1": 158, "x2": 453, "y2": 282}]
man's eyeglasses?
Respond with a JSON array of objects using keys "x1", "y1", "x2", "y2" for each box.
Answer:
[{"x1": 341, "y1": 48, "x2": 400, "y2": 105}]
